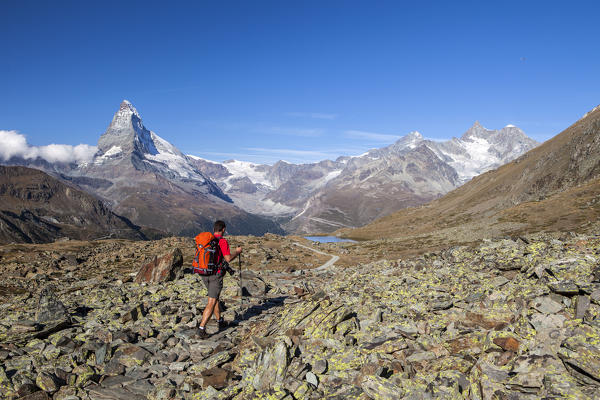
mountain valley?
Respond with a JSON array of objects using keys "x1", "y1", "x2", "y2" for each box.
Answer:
[
  {"x1": 1, "y1": 101, "x2": 538, "y2": 240},
  {"x1": 1, "y1": 102, "x2": 599, "y2": 399},
  {"x1": 189, "y1": 119, "x2": 538, "y2": 234}
]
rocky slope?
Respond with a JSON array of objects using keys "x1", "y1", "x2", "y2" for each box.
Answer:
[
  {"x1": 0, "y1": 230, "x2": 599, "y2": 399},
  {"x1": 0, "y1": 166, "x2": 147, "y2": 244},
  {"x1": 341, "y1": 104, "x2": 600, "y2": 250}
]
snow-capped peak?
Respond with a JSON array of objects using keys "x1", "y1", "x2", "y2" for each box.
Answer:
[
  {"x1": 426, "y1": 121, "x2": 538, "y2": 184},
  {"x1": 461, "y1": 121, "x2": 494, "y2": 141},
  {"x1": 117, "y1": 100, "x2": 141, "y2": 119},
  {"x1": 391, "y1": 131, "x2": 425, "y2": 151},
  {"x1": 97, "y1": 100, "x2": 157, "y2": 156}
]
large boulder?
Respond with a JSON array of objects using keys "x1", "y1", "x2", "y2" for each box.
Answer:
[
  {"x1": 238, "y1": 271, "x2": 267, "y2": 297},
  {"x1": 36, "y1": 285, "x2": 70, "y2": 325},
  {"x1": 134, "y1": 248, "x2": 183, "y2": 284}
]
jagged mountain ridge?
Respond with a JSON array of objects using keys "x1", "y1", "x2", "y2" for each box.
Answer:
[
  {"x1": 0, "y1": 100, "x2": 537, "y2": 236},
  {"x1": 0, "y1": 165, "x2": 147, "y2": 243},
  {"x1": 191, "y1": 122, "x2": 537, "y2": 233}
]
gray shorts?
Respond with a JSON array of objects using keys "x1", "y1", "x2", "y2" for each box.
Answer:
[{"x1": 202, "y1": 273, "x2": 224, "y2": 299}]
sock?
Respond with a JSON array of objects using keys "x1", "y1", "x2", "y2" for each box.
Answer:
[{"x1": 199, "y1": 326, "x2": 205, "y2": 330}]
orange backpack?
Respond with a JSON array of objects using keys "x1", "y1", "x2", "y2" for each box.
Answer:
[{"x1": 192, "y1": 232, "x2": 221, "y2": 275}]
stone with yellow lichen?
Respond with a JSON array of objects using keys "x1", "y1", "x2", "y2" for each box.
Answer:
[
  {"x1": 189, "y1": 350, "x2": 234, "y2": 374},
  {"x1": 557, "y1": 326, "x2": 600, "y2": 384},
  {"x1": 0, "y1": 366, "x2": 16, "y2": 398},
  {"x1": 189, "y1": 384, "x2": 242, "y2": 400},
  {"x1": 360, "y1": 374, "x2": 405, "y2": 399},
  {"x1": 35, "y1": 371, "x2": 60, "y2": 393},
  {"x1": 247, "y1": 339, "x2": 290, "y2": 391},
  {"x1": 543, "y1": 373, "x2": 595, "y2": 399},
  {"x1": 1, "y1": 233, "x2": 600, "y2": 399}
]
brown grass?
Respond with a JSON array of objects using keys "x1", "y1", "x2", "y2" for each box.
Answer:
[{"x1": 337, "y1": 107, "x2": 600, "y2": 254}]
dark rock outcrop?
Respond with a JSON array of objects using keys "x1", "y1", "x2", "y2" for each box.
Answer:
[{"x1": 134, "y1": 248, "x2": 184, "y2": 283}]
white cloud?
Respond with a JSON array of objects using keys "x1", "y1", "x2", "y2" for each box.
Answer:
[
  {"x1": 285, "y1": 112, "x2": 338, "y2": 120},
  {"x1": 344, "y1": 130, "x2": 401, "y2": 143},
  {"x1": 0, "y1": 130, "x2": 97, "y2": 164},
  {"x1": 0, "y1": 130, "x2": 31, "y2": 159}
]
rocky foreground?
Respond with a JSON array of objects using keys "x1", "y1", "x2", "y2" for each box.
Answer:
[{"x1": 1, "y1": 232, "x2": 600, "y2": 399}]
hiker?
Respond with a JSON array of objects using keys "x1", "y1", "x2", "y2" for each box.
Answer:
[{"x1": 197, "y1": 220, "x2": 242, "y2": 338}]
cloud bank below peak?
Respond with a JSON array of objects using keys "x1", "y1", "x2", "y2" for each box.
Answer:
[{"x1": 0, "y1": 130, "x2": 97, "y2": 164}]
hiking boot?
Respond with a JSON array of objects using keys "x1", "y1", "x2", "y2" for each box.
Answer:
[
  {"x1": 197, "y1": 328, "x2": 209, "y2": 339},
  {"x1": 217, "y1": 319, "x2": 229, "y2": 331}
]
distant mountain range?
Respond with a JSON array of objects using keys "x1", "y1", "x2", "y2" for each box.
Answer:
[
  {"x1": 341, "y1": 104, "x2": 600, "y2": 253},
  {"x1": 0, "y1": 100, "x2": 539, "y2": 240},
  {"x1": 192, "y1": 121, "x2": 538, "y2": 233}
]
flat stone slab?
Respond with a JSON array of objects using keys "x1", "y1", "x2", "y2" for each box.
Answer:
[
  {"x1": 548, "y1": 281, "x2": 579, "y2": 296},
  {"x1": 88, "y1": 386, "x2": 147, "y2": 400},
  {"x1": 100, "y1": 374, "x2": 137, "y2": 388}
]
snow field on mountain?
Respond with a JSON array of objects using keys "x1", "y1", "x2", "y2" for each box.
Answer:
[
  {"x1": 437, "y1": 136, "x2": 500, "y2": 182},
  {"x1": 222, "y1": 160, "x2": 274, "y2": 189},
  {"x1": 143, "y1": 132, "x2": 206, "y2": 180}
]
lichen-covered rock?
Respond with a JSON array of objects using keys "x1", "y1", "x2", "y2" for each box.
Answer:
[
  {"x1": 35, "y1": 371, "x2": 61, "y2": 393},
  {"x1": 0, "y1": 366, "x2": 16, "y2": 398},
  {"x1": 558, "y1": 324, "x2": 600, "y2": 384},
  {"x1": 249, "y1": 339, "x2": 291, "y2": 391},
  {"x1": 360, "y1": 375, "x2": 405, "y2": 399},
  {"x1": 36, "y1": 285, "x2": 70, "y2": 325},
  {"x1": 189, "y1": 350, "x2": 234, "y2": 374},
  {"x1": 1, "y1": 233, "x2": 600, "y2": 399},
  {"x1": 239, "y1": 271, "x2": 268, "y2": 297}
]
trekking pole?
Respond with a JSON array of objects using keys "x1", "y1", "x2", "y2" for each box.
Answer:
[{"x1": 238, "y1": 253, "x2": 243, "y2": 306}]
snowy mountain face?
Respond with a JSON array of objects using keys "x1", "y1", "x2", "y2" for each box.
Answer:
[
  {"x1": 93, "y1": 101, "x2": 209, "y2": 183},
  {"x1": 191, "y1": 122, "x2": 538, "y2": 233},
  {"x1": 426, "y1": 122, "x2": 539, "y2": 183},
  {"x1": 97, "y1": 100, "x2": 157, "y2": 155},
  {"x1": 186, "y1": 158, "x2": 342, "y2": 216}
]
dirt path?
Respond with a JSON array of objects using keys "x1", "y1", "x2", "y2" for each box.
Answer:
[{"x1": 292, "y1": 242, "x2": 339, "y2": 271}]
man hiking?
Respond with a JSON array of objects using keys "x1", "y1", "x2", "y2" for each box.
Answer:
[{"x1": 198, "y1": 220, "x2": 242, "y2": 338}]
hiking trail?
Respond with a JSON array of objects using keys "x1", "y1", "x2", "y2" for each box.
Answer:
[{"x1": 292, "y1": 242, "x2": 339, "y2": 271}]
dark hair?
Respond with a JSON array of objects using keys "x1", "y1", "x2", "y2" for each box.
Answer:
[{"x1": 214, "y1": 220, "x2": 226, "y2": 233}]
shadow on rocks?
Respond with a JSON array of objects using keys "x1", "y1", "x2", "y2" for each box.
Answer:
[{"x1": 232, "y1": 296, "x2": 288, "y2": 326}]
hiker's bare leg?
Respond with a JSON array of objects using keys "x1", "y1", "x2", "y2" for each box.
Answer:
[
  {"x1": 200, "y1": 297, "x2": 218, "y2": 328},
  {"x1": 213, "y1": 301, "x2": 221, "y2": 321}
]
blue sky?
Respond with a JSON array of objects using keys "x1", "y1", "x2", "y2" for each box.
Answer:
[{"x1": 1, "y1": 1, "x2": 599, "y2": 164}]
